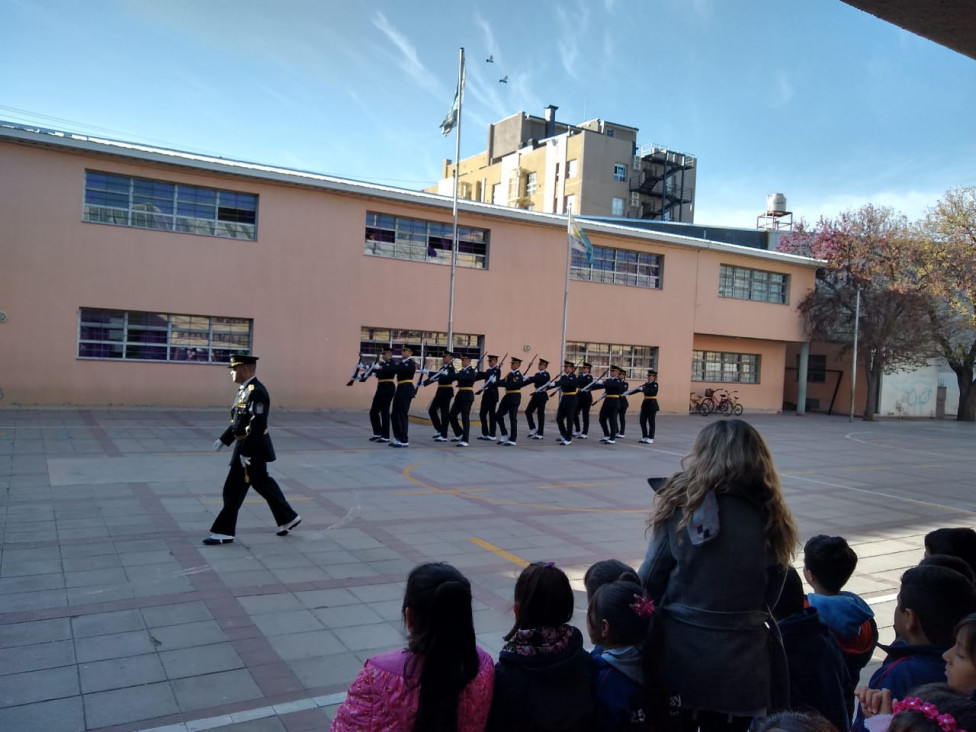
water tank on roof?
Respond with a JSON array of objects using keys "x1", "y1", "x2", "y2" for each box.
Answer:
[{"x1": 766, "y1": 193, "x2": 788, "y2": 215}]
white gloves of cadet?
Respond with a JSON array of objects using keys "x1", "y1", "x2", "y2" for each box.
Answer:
[
  {"x1": 239, "y1": 455, "x2": 251, "y2": 468},
  {"x1": 213, "y1": 439, "x2": 224, "y2": 451}
]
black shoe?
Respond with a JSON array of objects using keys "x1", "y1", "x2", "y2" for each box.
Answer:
[{"x1": 202, "y1": 535, "x2": 234, "y2": 545}]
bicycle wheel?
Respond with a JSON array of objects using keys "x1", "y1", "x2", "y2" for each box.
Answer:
[
  {"x1": 732, "y1": 403, "x2": 743, "y2": 416},
  {"x1": 719, "y1": 400, "x2": 733, "y2": 416},
  {"x1": 697, "y1": 402, "x2": 712, "y2": 416}
]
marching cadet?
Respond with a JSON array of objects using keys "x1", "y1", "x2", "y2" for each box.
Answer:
[
  {"x1": 390, "y1": 344, "x2": 417, "y2": 448},
  {"x1": 424, "y1": 351, "x2": 456, "y2": 441},
  {"x1": 363, "y1": 347, "x2": 396, "y2": 443},
  {"x1": 629, "y1": 368, "x2": 660, "y2": 444},
  {"x1": 552, "y1": 361, "x2": 579, "y2": 446},
  {"x1": 574, "y1": 362, "x2": 594, "y2": 439},
  {"x1": 495, "y1": 356, "x2": 526, "y2": 446},
  {"x1": 204, "y1": 354, "x2": 300, "y2": 545},
  {"x1": 476, "y1": 354, "x2": 501, "y2": 441},
  {"x1": 522, "y1": 358, "x2": 551, "y2": 440},
  {"x1": 590, "y1": 365, "x2": 627, "y2": 444},
  {"x1": 447, "y1": 354, "x2": 478, "y2": 447},
  {"x1": 617, "y1": 368, "x2": 630, "y2": 439}
]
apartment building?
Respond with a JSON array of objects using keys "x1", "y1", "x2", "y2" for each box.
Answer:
[
  {"x1": 0, "y1": 122, "x2": 819, "y2": 413},
  {"x1": 426, "y1": 106, "x2": 697, "y2": 222}
]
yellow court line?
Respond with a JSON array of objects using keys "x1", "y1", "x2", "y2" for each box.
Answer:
[
  {"x1": 392, "y1": 488, "x2": 490, "y2": 496},
  {"x1": 470, "y1": 537, "x2": 529, "y2": 568},
  {"x1": 203, "y1": 496, "x2": 314, "y2": 505},
  {"x1": 536, "y1": 482, "x2": 616, "y2": 491}
]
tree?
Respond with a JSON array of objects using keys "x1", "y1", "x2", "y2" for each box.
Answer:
[
  {"x1": 920, "y1": 186, "x2": 976, "y2": 421},
  {"x1": 779, "y1": 204, "x2": 937, "y2": 420}
]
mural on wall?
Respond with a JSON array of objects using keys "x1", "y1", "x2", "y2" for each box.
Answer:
[{"x1": 880, "y1": 359, "x2": 960, "y2": 418}]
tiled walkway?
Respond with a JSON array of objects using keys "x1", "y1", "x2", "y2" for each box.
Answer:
[{"x1": 1, "y1": 408, "x2": 974, "y2": 730}]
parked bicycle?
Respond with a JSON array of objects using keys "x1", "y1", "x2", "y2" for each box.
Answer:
[
  {"x1": 716, "y1": 389, "x2": 744, "y2": 416},
  {"x1": 692, "y1": 387, "x2": 745, "y2": 416}
]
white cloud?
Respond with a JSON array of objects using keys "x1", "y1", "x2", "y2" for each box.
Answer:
[{"x1": 371, "y1": 11, "x2": 441, "y2": 96}]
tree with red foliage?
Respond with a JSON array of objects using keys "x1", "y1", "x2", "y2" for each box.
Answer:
[{"x1": 778, "y1": 204, "x2": 936, "y2": 421}]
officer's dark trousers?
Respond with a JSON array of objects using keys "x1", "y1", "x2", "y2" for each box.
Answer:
[
  {"x1": 556, "y1": 394, "x2": 578, "y2": 440},
  {"x1": 524, "y1": 393, "x2": 548, "y2": 435},
  {"x1": 598, "y1": 398, "x2": 620, "y2": 439},
  {"x1": 496, "y1": 395, "x2": 521, "y2": 441},
  {"x1": 479, "y1": 391, "x2": 498, "y2": 436},
  {"x1": 369, "y1": 383, "x2": 395, "y2": 438},
  {"x1": 211, "y1": 450, "x2": 297, "y2": 536},
  {"x1": 449, "y1": 393, "x2": 474, "y2": 442},
  {"x1": 575, "y1": 393, "x2": 593, "y2": 435},
  {"x1": 428, "y1": 387, "x2": 453, "y2": 437},
  {"x1": 391, "y1": 385, "x2": 414, "y2": 443},
  {"x1": 640, "y1": 400, "x2": 659, "y2": 439}
]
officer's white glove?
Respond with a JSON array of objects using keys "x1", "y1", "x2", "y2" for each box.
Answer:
[
  {"x1": 420, "y1": 369, "x2": 429, "y2": 375},
  {"x1": 239, "y1": 455, "x2": 252, "y2": 468},
  {"x1": 213, "y1": 439, "x2": 224, "y2": 451}
]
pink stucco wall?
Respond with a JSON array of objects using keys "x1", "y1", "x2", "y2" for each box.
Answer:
[{"x1": 0, "y1": 137, "x2": 818, "y2": 413}]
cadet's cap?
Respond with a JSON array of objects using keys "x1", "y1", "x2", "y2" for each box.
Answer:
[
  {"x1": 487, "y1": 354, "x2": 499, "y2": 360},
  {"x1": 582, "y1": 362, "x2": 593, "y2": 368},
  {"x1": 538, "y1": 358, "x2": 549, "y2": 366},
  {"x1": 511, "y1": 356, "x2": 523, "y2": 364},
  {"x1": 610, "y1": 364, "x2": 621, "y2": 371},
  {"x1": 564, "y1": 360, "x2": 575, "y2": 368},
  {"x1": 442, "y1": 351, "x2": 454, "y2": 358},
  {"x1": 648, "y1": 368, "x2": 658, "y2": 375},
  {"x1": 460, "y1": 353, "x2": 472, "y2": 360},
  {"x1": 228, "y1": 354, "x2": 258, "y2": 368},
  {"x1": 380, "y1": 346, "x2": 393, "y2": 353},
  {"x1": 401, "y1": 344, "x2": 415, "y2": 352}
]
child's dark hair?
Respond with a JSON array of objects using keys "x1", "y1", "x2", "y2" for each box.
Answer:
[
  {"x1": 402, "y1": 562, "x2": 479, "y2": 732},
  {"x1": 926, "y1": 528, "x2": 976, "y2": 576},
  {"x1": 889, "y1": 683, "x2": 976, "y2": 732},
  {"x1": 751, "y1": 710, "x2": 836, "y2": 732},
  {"x1": 954, "y1": 614, "x2": 976, "y2": 663},
  {"x1": 921, "y1": 554, "x2": 976, "y2": 585},
  {"x1": 899, "y1": 565, "x2": 976, "y2": 649},
  {"x1": 583, "y1": 559, "x2": 638, "y2": 601},
  {"x1": 772, "y1": 566, "x2": 806, "y2": 622},
  {"x1": 505, "y1": 562, "x2": 574, "y2": 641},
  {"x1": 804, "y1": 535, "x2": 857, "y2": 593}
]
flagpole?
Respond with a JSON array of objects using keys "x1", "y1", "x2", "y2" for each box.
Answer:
[
  {"x1": 560, "y1": 213, "x2": 572, "y2": 363},
  {"x1": 446, "y1": 47, "x2": 464, "y2": 352}
]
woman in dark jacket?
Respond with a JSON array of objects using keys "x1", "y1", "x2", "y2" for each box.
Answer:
[
  {"x1": 487, "y1": 562, "x2": 594, "y2": 731},
  {"x1": 638, "y1": 419, "x2": 798, "y2": 732}
]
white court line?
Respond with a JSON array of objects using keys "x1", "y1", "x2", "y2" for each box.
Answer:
[
  {"x1": 135, "y1": 691, "x2": 348, "y2": 732},
  {"x1": 867, "y1": 593, "x2": 898, "y2": 605},
  {"x1": 784, "y1": 474, "x2": 976, "y2": 516}
]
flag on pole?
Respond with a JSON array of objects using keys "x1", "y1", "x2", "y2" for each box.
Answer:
[
  {"x1": 568, "y1": 210, "x2": 594, "y2": 265},
  {"x1": 440, "y1": 61, "x2": 465, "y2": 136}
]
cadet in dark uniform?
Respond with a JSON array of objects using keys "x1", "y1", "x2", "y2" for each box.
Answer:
[
  {"x1": 552, "y1": 360, "x2": 579, "y2": 445},
  {"x1": 495, "y1": 356, "x2": 525, "y2": 446},
  {"x1": 617, "y1": 368, "x2": 630, "y2": 439},
  {"x1": 591, "y1": 365, "x2": 627, "y2": 444},
  {"x1": 424, "y1": 352, "x2": 456, "y2": 441},
  {"x1": 574, "y1": 362, "x2": 594, "y2": 439},
  {"x1": 447, "y1": 354, "x2": 477, "y2": 446},
  {"x1": 363, "y1": 347, "x2": 396, "y2": 442},
  {"x1": 632, "y1": 368, "x2": 660, "y2": 444},
  {"x1": 390, "y1": 344, "x2": 417, "y2": 447},
  {"x1": 476, "y1": 354, "x2": 501, "y2": 440},
  {"x1": 522, "y1": 358, "x2": 551, "y2": 440},
  {"x1": 205, "y1": 354, "x2": 300, "y2": 545}
]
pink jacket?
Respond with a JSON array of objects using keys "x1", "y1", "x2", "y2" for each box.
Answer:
[{"x1": 331, "y1": 646, "x2": 494, "y2": 732}]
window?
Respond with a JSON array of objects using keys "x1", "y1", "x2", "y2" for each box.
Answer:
[
  {"x1": 613, "y1": 164, "x2": 627, "y2": 182},
  {"x1": 526, "y1": 171, "x2": 538, "y2": 195},
  {"x1": 78, "y1": 308, "x2": 251, "y2": 363},
  {"x1": 719, "y1": 264, "x2": 789, "y2": 304},
  {"x1": 692, "y1": 350, "x2": 761, "y2": 384},
  {"x1": 611, "y1": 197, "x2": 625, "y2": 216},
  {"x1": 565, "y1": 341, "x2": 657, "y2": 376},
  {"x1": 360, "y1": 327, "x2": 482, "y2": 371},
  {"x1": 84, "y1": 171, "x2": 257, "y2": 240},
  {"x1": 799, "y1": 354, "x2": 827, "y2": 383},
  {"x1": 567, "y1": 159, "x2": 579, "y2": 178},
  {"x1": 365, "y1": 212, "x2": 488, "y2": 269},
  {"x1": 572, "y1": 245, "x2": 662, "y2": 289},
  {"x1": 565, "y1": 194, "x2": 576, "y2": 213}
]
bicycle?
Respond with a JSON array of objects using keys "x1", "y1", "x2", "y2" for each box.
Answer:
[
  {"x1": 689, "y1": 391, "x2": 706, "y2": 415},
  {"x1": 717, "y1": 390, "x2": 744, "y2": 416},
  {"x1": 696, "y1": 387, "x2": 721, "y2": 416}
]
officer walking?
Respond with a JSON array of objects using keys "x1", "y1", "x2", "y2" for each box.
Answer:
[
  {"x1": 574, "y1": 362, "x2": 594, "y2": 439},
  {"x1": 631, "y1": 368, "x2": 660, "y2": 444},
  {"x1": 363, "y1": 347, "x2": 396, "y2": 442},
  {"x1": 425, "y1": 352, "x2": 456, "y2": 442},
  {"x1": 552, "y1": 361, "x2": 579, "y2": 445},
  {"x1": 205, "y1": 354, "x2": 300, "y2": 545},
  {"x1": 523, "y1": 358, "x2": 551, "y2": 440},
  {"x1": 390, "y1": 345, "x2": 417, "y2": 448},
  {"x1": 495, "y1": 356, "x2": 526, "y2": 446},
  {"x1": 476, "y1": 354, "x2": 501, "y2": 441},
  {"x1": 448, "y1": 354, "x2": 477, "y2": 446}
]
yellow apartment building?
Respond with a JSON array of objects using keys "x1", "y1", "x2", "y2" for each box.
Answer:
[{"x1": 0, "y1": 122, "x2": 820, "y2": 414}]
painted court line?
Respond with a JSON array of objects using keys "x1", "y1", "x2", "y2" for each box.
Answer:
[
  {"x1": 135, "y1": 692, "x2": 348, "y2": 732},
  {"x1": 470, "y1": 536, "x2": 529, "y2": 567}
]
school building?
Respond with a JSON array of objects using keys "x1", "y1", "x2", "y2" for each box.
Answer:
[{"x1": 0, "y1": 121, "x2": 823, "y2": 415}]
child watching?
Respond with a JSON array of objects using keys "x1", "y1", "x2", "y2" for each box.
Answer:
[
  {"x1": 920, "y1": 554, "x2": 976, "y2": 585},
  {"x1": 588, "y1": 578, "x2": 667, "y2": 730},
  {"x1": 804, "y1": 534, "x2": 878, "y2": 690},
  {"x1": 584, "y1": 559, "x2": 639, "y2": 601},
  {"x1": 331, "y1": 562, "x2": 494, "y2": 732},
  {"x1": 944, "y1": 613, "x2": 976, "y2": 695},
  {"x1": 853, "y1": 565, "x2": 976, "y2": 730},
  {"x1": 487, "y1": 561, "x2": 594, "y2": 731},
  {"x1": 925, "y1": 528, "x2": 976, "y2": 578},
  {"x1": 772, "y1": 566, "x2": 852, "y2": 732}
]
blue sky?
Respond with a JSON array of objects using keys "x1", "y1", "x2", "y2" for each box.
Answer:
[{"x1": 3, "y1": 0, "x2": 975, "y2": 228}]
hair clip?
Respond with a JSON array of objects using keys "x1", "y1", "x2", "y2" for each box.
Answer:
[
  {"x1": 542, "y1": 561, "x2": 555, "y2": 569},
  {"x1": 629, "y1": 594, "x2": 655, "y2": 619},
  {"x1": 893, "y1": 697, "x2": 964, "y2": 732}
]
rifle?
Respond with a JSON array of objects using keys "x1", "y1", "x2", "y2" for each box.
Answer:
[
  {"x1": 546, "y1": 358, "x2": 585, "y2": 394},
  {"x1": 422, "y1": 360, "x2": 453, "y2": 387},
  {"x1": 415, "y1": 342, "x2": 427, "y2": 391},
  {"x1": 345, "y1": 354, "x2": 365, "y2": 386},
  {"x1": 581, "y1": 367, "x2": 611, "y2": 393},
  {"x1": 475, "y1": 351, "x2": 508, "y2": 395},
  {"x1": 357, "y1": 356, "x2": 382, "y2": 383}
]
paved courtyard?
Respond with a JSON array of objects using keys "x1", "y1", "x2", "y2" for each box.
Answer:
[{"x1": 1, "y1": 407, "x2": 974, "y2": 731}]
